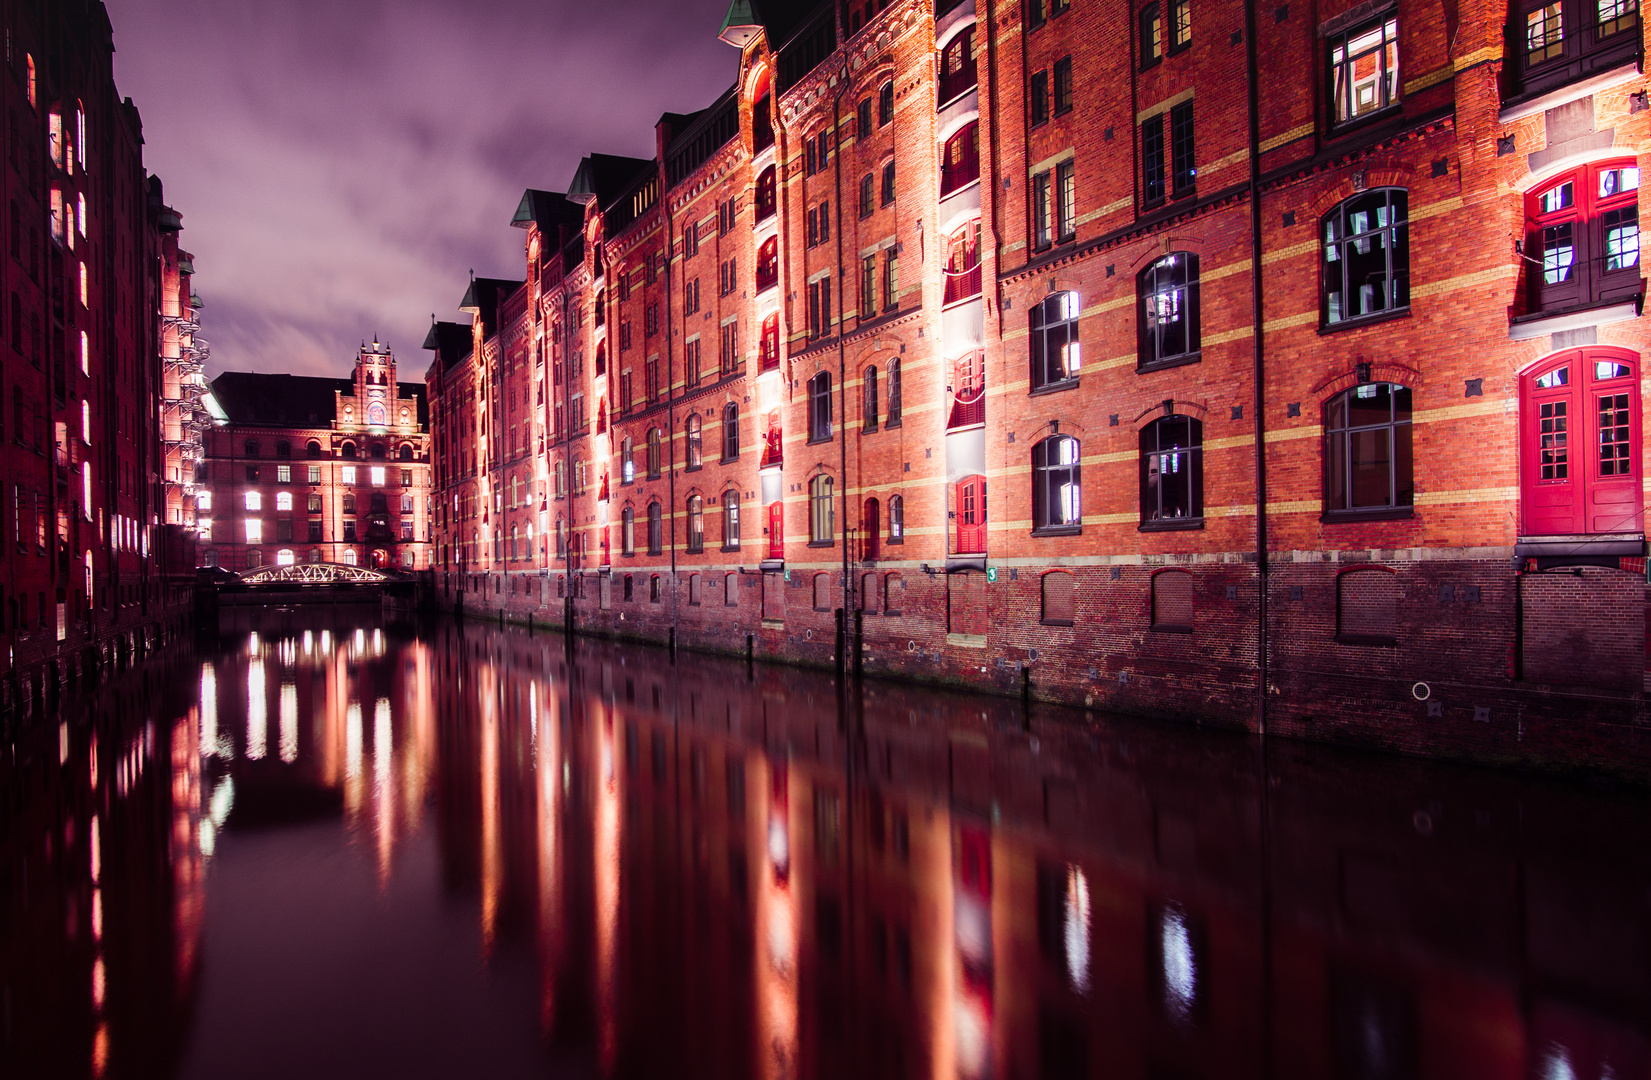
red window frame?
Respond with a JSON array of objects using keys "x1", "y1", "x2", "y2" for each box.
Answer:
[
  {"x1": 1521, "y1": 346, "x2": 1641, "y2": 537},
  {"x1": 1525, "y1": 158, "x2": 1642, "y2": 315}
]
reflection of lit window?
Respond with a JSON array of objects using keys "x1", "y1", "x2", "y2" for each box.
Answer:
[{"x1": 1159, "y1": 903, "x2": 1198, "y2": 1022}]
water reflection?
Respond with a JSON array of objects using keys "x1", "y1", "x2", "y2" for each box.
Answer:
[{"x1": 3, "y1": 610, "x2": 1649, "y2": 1079}]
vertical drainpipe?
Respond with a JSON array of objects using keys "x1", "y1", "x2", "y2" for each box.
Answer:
[
  {"x1": 831, "y1": 62, "x2": 853, "y2": 667},
  {"x1": 660, "y1": 149, "x2": 681, "y2": 661},
  {"x1": 1244, "y1": 0, "x2": 1269, "y2": 737}
]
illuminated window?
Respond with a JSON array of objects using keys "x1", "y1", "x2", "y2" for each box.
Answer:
[
  {"x1": 370, "y1": 466, "x2": 385, "y2": 486},
  {"x1": 1032, "y1": 435, "x2": 1082, "y2": 532},
  {"x1": 1139, "y1": 253, "x2": 1201, "y2": 367},
  {"x1": 245, "y1": 492, "x2": 262, "y2": 512},
  {"x1": 277, "y1": 548, "x2": 295, "y2": 566},
  {"x1": 246, "y1": 519, "x2": 263, "y2": 544},
  {"x1": 80, "y1": 263, "x2": 88, "y2": 306},
  {"x1": 1030, "y1": 291, "x2": 1081, "y2": 389},
  {"x1": 341, "y1": 466, "x2": 356, "y2": 485},
  {"x1": 275, "y1": 492, "x2": 293, "y2": 511},
  {"x1": 1141, "y1": 416, "x2": 1204, "y2": 524},
  {"x1": 1322, "y1": 188, "x2": 1409, "y2": 325},
  {"x1": 197, "y1": 491, "x2": 212, "y2": 511},
  {"x1": 1329, "y1": 17, "x2": 1399, "y2": 126},
  {"x1": 79, "y1": 331, "x2": 89, "y2": 374}
]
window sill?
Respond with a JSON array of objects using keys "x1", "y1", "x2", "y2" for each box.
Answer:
[
  {"x1": 1324, "y1": 103, "x2": 1404, "y2": 143},
  {"x1": 686, "y1": 547, "x2": 705, "y2": 555},
  {"x1": 887, "y1": 537, "x2": 904, "y2": 545},
  {"x1": 807, "y1": 539, "x2": 835, "y2": 549},
  {"x1": 719, "y1": 456, "x2": 738, "y2": 465},
  {"x1": 1508, "y1": 296, "x2": 1642, "y2": 340},
  {"x1": 862, "y1": 424, "x2": 879, "y2": 435},
  {"x1": 1041, "y1": 618, "x2": 1075, "y2": 627},
  {"x1": 1138, "y1": 351, "x2": 1202, "y2": 374},
  {"x1": 1140, "y1": 518, "x2": 1204, "y2": 532},
  {"x1": 1030, "y1": 379, "x2": 1079, "y2": 397},
  {"x1": 1499, "y1": 56, "x2": 1644, "y2": 124},
  {"x1": 1320, "y1": 307, "x2": 1410, "y2": 335},
  {"x1": 684, "y1": 463, "x2": 702, "y2": 473},
  {"x1": 720, "y1": 544, "x2": 741, "y2": 553},
  {"x1": 1151, "y1": 624, "x2": 1194, "y2": 634},
  {"x1": 1032, "y1": 525, "x2": 1082, "y2": 538},
  {"x1": 1336, "y1": 633, "x2": 1397, "y2": 647},
  {"x1": 1322, "y1": 507, "x2": 1414, "y2": 523},
  {"x1": 885, "y1": 417, "x2": 902, "y2": 429},
  {"x1": 806, "y1": 434, "x2": 834, "y2": 446}
]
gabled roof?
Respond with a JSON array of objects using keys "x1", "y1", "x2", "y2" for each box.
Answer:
[
  {"x1": 566, "y1": 153, "x2": 655, "y2": 207},
  {"x1": 458, "y1": 277, "x2": 523, "y2": 341},
  {"x1": 422, "y1": 321, "x2": 473, "y2": 370},
  {"x1": 719, "y1": 0, "x2": 822, "y2": 48},
  {"x1": 511, "y1": 189, "x2": 582, "y2": 231}
]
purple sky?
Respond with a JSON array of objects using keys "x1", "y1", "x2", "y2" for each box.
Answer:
[{"x1": 107, "y1": 0, "x2": 739, "y2": 381}]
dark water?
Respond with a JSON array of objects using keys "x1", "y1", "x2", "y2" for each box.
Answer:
[{"x1": 3, "y1": 608, "x2": 1648, "y2": 1080}]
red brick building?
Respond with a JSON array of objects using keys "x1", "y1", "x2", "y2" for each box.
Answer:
[
  {"x1": 198, "y1": 341, "x2": 434, "y2": 572},
  {"x1": 0, "y1": 0, "x2": 197, "y2": 708},
  {"x1": 428, "y1": 0, "x2": 1648, "y2": 769}
]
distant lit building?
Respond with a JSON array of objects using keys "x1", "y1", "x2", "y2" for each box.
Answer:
[{"x1": 199, "y1": 341, "x2": 433, "y2": 571}]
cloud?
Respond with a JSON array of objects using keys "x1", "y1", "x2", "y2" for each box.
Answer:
[{"x1": 107, "y1": 0, "x2": 737, "y2": 379}]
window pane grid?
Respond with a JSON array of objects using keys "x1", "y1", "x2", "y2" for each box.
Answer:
[{"x1": 1597, "y1": 393, "x2": 1630, "y2": 475}]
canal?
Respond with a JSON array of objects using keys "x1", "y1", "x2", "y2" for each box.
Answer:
[{"x1": 3, "y1": 608, "x2": 1648, "y2": 1079}]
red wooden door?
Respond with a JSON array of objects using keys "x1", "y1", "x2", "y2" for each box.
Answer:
[
  {"x1": 1523, "y1": 349, "x2": 1641, "y2": 536},
  {"x1": 955, "y1": 475, "x2": 986, "y2": 553},
  {"x1": 767, "y1": 501, "x2": 784, "y2": 559}
]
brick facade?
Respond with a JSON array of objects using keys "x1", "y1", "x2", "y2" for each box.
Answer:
[
  {"x1": 426, "y1": 0, "x2": 1649, "y2": 771},
  {"x1": 0, "y1": 0, "x2": 196, "y2": 710},
  {"x1": 197, "y1": 342, "x2": 434, "y2": 573}
]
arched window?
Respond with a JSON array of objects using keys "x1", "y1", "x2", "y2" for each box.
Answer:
[
  {"x1": 399, "y1": 444, "x2": 413, "y2": 462},
  {"x1": 277, "y1": 548, "x2": 295, "y2": 566},
  {"x1": 813, "y1": 572, "x2": 833, "y2": 611},
  {"x1": 1139, "y1": 253, "x2": 1200, "y2": 368},
  {"x1": 621, "y1": 437, "x2": 635, "y2": 483},
  {"x1": 1525, "y1": 160, "x2": 1640, "y2": 316},
  {"x1": 510, "y1": 524, "x2": 520, "y2": 560},
  {"x1": 686, "y1": 415, "x2": 703, "y2": 469},
  {"x1": 723, "y1": 491, "x2": 741, "y2": 549},
  {"x1": 878, "y1": 80, "x2": 894, "y2": 125},
  {"x1": 371, "y1": 443, "x2": 386, "y2": 459},
  {"x1": 756, "y1": 236, "x2": 779, "y2": 292},
  {"x1": 244, "y1": 440, "x2": 260, "y2": 458},
  {"x1": 647, "y1": 502, "x2": 663, "y2": 555},
  {"x1": 862, "y1": 497, "x2": 881, "y2": 561},
  {"x1": 275, "y1": 492, "x2": 293, "y2": 512},
  {"x1": 755, "y1": 166, "x2": 777, "y2": 222},
  {"x1": 1033, "y1": 435, "x2": 1082, "y2": 532},
  {"x1": 647, "y1": 427, "x2": 663, "y2": 478},
  {"x1": 341, "y1": 442, "x2": 357, "y2": 459},
  {"x1": 556, "y1": 518, "x2": 569, "y2": 559},
  {"x1": 944, "y1": 222, "x2": 982, "y2": 304},
  {"x1": 596, "y1": 396, "x2": 608, "y2": 434},
  {"x1": 1152, "y1": 569, "x2": 1194, "y2": 631},
  {"x1": 1521, "y1": 349, "x2": 1640, "y2": 536},
  {"x1": 941, "y1": 121, "x2": 980, "y2": 196},
  {"x1": 810, "y1": 475, "x2": 835, "y2": 542},
  {"x1": 722, "y1": 403, "x2": 740, "y2": 461},
  {"x1": 1324, "y1": 383, "x2": 1413, "y2": 515},
  {"x1": 309, "y1": 548, "x2": 323, "y2": 564},
  {"x1": 1041, "y1": 570, "x2": 1075, "y2": 625},
  {"x1": 863, "y1": 367, "x2": 879, "y2": 430},
  {"x1": 725, "y1": 573, "x2": 740, "y2": 607},
  {"x1": 203, "y1": 548, "x2": 218, "y2": 568},
  {"x1": 554, "y1": 460, "x2": 567, "y2": 496},
  {"x1": 809, "y1": 372, "x2": 833, "y2": 441},
  {"x1": 881, "y1": 160, "x2": 896, "y2": 206},
  {"x1": 1030, "y1": 291, "x2": 1081, "y2": 390},
  {"x1": 689, "y1": 573, "x2": 703, "y2": 605},
  {"x1": 622, "y1": 506, "x2": 635, "y2": 556},
  {"x1": 759, "y1": 314, "x2": 781, "y2": 371},
  {"x1": 752, "y1": 72, "x2": 774, "y2": 152},
  {"x1": 686, "y1": 496, "x2": 705, "y2": 553},
  {"x1": 1338, "y1": 567, "x2": 1398, "y2": 644},
  {"x1": 889, "y1": 494, "x2": 904, "y2": 543},
  {"x1": 368, "y1": 402, "x2": 387, "y2": 426},
  {"x1": 306, "y1": 440, "x2": 322, "y2": 459},
  {"x1": 939, "y1": 25, "x2": 978, "y2": 102},
  {"x1": 767, "y1": 499, "x2": 785, "y2": 559},
  {"x1": 1322, "y1": 188, "x2": 1408, "y2": 325},
  {"x1": 1141, "y1": 416, "x2": 1203, "y2": 525}
]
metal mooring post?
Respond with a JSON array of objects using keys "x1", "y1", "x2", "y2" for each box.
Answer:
[{"x1": 834, "y1": 609, "x2": 845, "y2": 675}]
